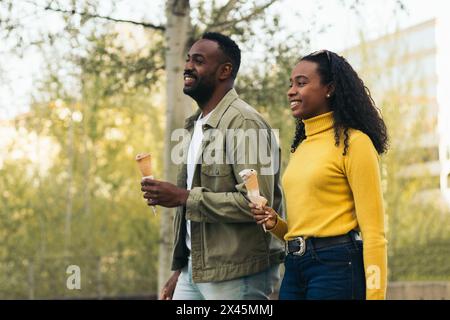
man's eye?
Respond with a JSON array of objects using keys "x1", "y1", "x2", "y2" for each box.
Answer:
[{"x1": 298, "y1": 82, "x2": 306, "y2": 86}]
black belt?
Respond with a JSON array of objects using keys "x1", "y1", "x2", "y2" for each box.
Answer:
[{"x1": 286, "y1": 231, "x2": 361, "y2": 256}]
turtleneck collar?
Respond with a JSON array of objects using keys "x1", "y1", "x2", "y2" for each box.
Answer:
[{"x1": 302, "y1": 111, "x2": 334, "y2": 137}]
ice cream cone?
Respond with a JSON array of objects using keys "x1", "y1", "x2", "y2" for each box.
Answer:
[
  {"x1": 239, "y1": 169, "x2": 268, "y2": 232},
  {"x1": 239, "y1": 169, "x2": 255, "y2": 186},
  {"x1": 249, "y1": 195, "x2": 267, "y2": 208},
  {"x1": 244, "y1": 172, "x2": 259, "y2": 191},
  {"x1": 239, "y1": 169, "x2": 260, "y2": 197},
  {"x1": 135, "y1": 153, "x2": 152, "y2": 178},
  {"x1": 136, "y1": 153, "x2": 156, "y2": 215}
]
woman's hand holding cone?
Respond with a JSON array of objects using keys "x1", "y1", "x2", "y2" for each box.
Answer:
[{"x1": 249, "y1": 203, "x2": 277, "y2": 230}]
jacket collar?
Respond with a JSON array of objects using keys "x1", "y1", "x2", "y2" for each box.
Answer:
[{"x1": 184, "y1": 88, "x2": 238, "y2": 130}]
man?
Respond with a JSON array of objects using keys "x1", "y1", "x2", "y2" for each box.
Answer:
[{"x1": 141, "y1": 32, "x2": 284, "y2": 300}]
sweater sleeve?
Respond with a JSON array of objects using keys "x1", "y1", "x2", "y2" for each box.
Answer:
[
  {"x1": 345, "y1": 133, "x2": 388, "y2": 300},
  {"x1": 269, "y1": 214, "x2": 288, "y2": 241}
]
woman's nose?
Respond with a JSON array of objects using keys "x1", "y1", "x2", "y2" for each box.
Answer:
[{"x1": 287, "y1": 86, "x2": 296, "y2": 97}]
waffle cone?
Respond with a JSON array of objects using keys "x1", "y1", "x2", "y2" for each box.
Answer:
[
  {"x1": 249, "y1": 195, "x2": 267, "y2": 208},
  {"x1": 239, "y1": 169, "x2": 263, "y2": 202},
  {"x1": 135, "y1": 153, "x2": 152, "y2": 177},
  {"x1": 244, "y1": 174, "x2": 259, "y2": 191}
]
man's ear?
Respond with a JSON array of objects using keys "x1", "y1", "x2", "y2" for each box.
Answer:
[{"x1": 218, "y1": 62, "x2": 233, "y2": 80}]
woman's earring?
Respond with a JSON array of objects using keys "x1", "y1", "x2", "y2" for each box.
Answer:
[{"x1": 326, "y1": 94, "x2": 331, "y2": 98}]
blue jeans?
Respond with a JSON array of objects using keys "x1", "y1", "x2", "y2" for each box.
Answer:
[
  {"x1": 279, "y1": 239, "x2": 366, "y2": 300},
  {"x1": 173, "y1": 257, "x2": 280, "y2": 300}
]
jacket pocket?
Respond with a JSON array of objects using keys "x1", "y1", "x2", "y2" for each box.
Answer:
[
  {"x1": 200, "y1": 164, "x2": 234, "y2": 192},
  {"x1": 201, "y1": 163, "x2": 232, "y2": 176}
]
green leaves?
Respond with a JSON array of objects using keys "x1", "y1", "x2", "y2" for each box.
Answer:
[{"x1": 0, "y1": 26, "x2": 165, "y2": 298}]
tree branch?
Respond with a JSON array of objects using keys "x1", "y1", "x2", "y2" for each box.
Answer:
[
  {"x1": 208, "y1": 0, "x2": 277, "y2": 32},
  {"x1": 213, "y1": 0, "x2": 240, "y2": 22},
  {"x1": 44, "y1": 5, "x2": 166, "y2": 31}
]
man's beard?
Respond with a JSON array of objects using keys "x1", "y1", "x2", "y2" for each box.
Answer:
[{"x1": 183, "y1": 77, "x2": 215, "y2": 106}]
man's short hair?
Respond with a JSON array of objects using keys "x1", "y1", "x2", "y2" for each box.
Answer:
[{"x1": 202, "y1": 32, "x2": 241, "y2": 79}]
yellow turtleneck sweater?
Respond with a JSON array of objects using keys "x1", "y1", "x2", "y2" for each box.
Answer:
[{"x1": 271, "y1": 111, "x2": 387, "y2": 300}]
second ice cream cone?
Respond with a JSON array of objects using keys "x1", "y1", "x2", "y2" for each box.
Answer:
[{"x1": 239, "y1": 169, "x2": 268, "y2": 232}]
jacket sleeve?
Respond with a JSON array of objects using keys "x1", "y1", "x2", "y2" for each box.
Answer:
[{"x1": 185, "y1": 118, "x2": 283, "y2": 224}]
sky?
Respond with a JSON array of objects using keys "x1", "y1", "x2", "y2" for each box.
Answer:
[
  {"x1": 0, "y1": 0, "x2": 443, "y2": 120},
  {"x1": 279, "y1": 0, "x2": 441, "y2": 51}
]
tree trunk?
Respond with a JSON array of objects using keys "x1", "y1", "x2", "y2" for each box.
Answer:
[
  {"x1": 64, "y1": 105, "x2": 74, "y2": 258},
  {"x1": 159, "y1": 0, "x2": 192, "y2": 295}
]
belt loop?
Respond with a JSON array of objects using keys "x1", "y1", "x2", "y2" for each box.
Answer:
[{"x1": 308, "y1": 238, "x2": 317, "y2": 257}]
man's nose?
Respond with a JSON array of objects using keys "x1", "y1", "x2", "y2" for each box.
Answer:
[{"x1": 184, "y1": 59, "x2": 194, "y2": 71}]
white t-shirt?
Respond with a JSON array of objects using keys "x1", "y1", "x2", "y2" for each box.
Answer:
[{"x1": 185, "y1": 110, "x2": 214, "y2": 251}]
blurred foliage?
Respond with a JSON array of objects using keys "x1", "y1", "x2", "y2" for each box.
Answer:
[
  {"x1": 383, "y1": 96, "x2": 450, "y2": 281},
  {"x1": 353, "y1": 39, "x2": 450, "y2": 281},
  {"x1": 0, "y1": 29, "x2": 165, "y2": 298}
]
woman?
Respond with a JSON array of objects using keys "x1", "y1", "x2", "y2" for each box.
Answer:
[{"x1": 251, "y1": 50, "x2": 388, "y2": 300}]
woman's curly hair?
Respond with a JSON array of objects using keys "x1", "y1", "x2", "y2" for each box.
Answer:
[{"x1": 290, "y1": 50, "x2": 388, "y2": 155}]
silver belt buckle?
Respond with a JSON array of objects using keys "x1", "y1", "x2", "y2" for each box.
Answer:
[{"x1": 292, "y1": 237, "x2": 306, "y2": 256}]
